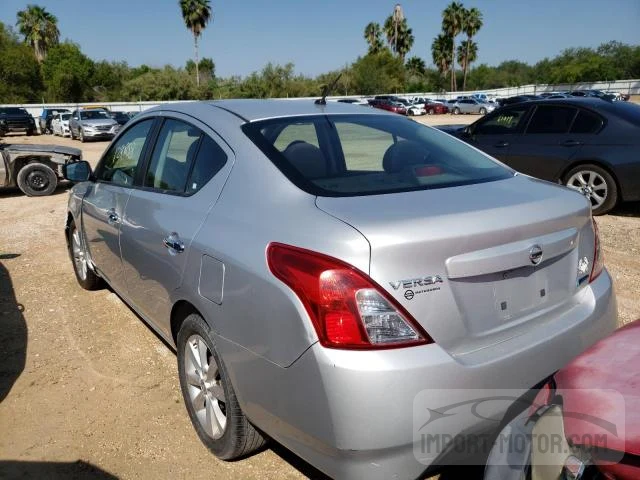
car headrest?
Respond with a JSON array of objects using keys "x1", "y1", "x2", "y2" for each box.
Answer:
[
  {"x1": 282, "y1": 141, "x2": 328, "y2": 179},
  {"x1": 383, "y1": 140, "x2": 429, "y2": 173},
  {"x1": 186, "y1": 139, "x2": 200, "y2": 162}
]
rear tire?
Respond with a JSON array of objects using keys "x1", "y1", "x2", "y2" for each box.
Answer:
[
  {"x1": 16, "y1": 163, "x2": 57, "y2": 196},
  {"x1": 563, "y1": 164, "x2": 618, "y2": 215},
  {"x1": 68, "y1": 220, "x2": 103, "y2": 290},
  {"x1": 177, "y1": 314, "x2": 265, "y2": 460},
  {"x1": 428, "y1": 108, "x2": 434, "y2": 115},
  {"x1": 453, "y1": 107, "x2": 460, "y2": 115}
]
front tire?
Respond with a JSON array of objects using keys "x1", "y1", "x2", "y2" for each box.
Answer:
[
  {"x1": 564, "y1": 164, "x2": 618, "y2": 215},
  {"x1": 16, "y1": 163, "x2": 58, "y2": 196},
  {"x1": 480, "y1": 107, "x2": 487, "y2": 115},
  {"x1": 177, "y1": 314, "x2": 265, "y2": 460},
  {"x1": 79, "y1": 129, "x2": 85, "y2": 143},
  {"x1": 68, "y1": 220, "x2": 102, "y2": 290}
]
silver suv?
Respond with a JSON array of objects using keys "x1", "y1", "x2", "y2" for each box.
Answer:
[
  {"x1": 63, "y1": 100, "x2": 616, "y2": 480},
  {"x1": 69, "y1": 108, "x2": 119, "y2": 142}
]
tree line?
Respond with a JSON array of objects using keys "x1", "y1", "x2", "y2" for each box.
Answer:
[{"x1": 1, "y1": 2, "x2": 639, "y2": 104}]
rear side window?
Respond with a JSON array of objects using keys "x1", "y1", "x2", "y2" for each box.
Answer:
[
  {"x1": 474, "y1": 107, "x2": 529, "y2": 135},
  {"x1": 570, "y1": 110, "x2": 603, "y2": 134},
  {"x1": 243, "y1": 114, "x2": 512, "y2": 197},
  {"x1": 145, "y1": 119, "x2": 201, "y2": 192},
  {"x1": 526, "y1": 106, "x2": 577, "y2": 134},
  {"x1": 186, "y1": 135, "x2": 228, "y2": 194}
]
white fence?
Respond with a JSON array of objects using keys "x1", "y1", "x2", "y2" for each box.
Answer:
[
  {"x1": 3, "y1": 79, "x2": 639, "y2": 118},
  {"x1": 428, "y1": 79, "x2": 640, "y2": 100}
]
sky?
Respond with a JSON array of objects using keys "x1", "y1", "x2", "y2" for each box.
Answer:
[{"x1": 1, "y1": 0, "x2": 639, "y2": 77}]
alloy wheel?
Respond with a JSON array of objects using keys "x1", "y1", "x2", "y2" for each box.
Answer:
[
  {"x1": 566, "y1": 170, "x2": 608, "y2": 210},
  {"x1": 184, "y1": 334, "x2": 227, "y2": 440},
  {"x1": 71, "y1": 228, "x2": 87, "y2": 281}
]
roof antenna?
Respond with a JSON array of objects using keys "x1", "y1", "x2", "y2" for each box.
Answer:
[{"x1": 315, "y1": 73, "x2": 342, "y2": 105}]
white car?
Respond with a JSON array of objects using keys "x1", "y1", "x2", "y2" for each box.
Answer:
[
  {"x1": 51, "y1": 112, "x2": 72, "y2": 137},
  {"x1": 396, "y1": 98, "x2": 426, "y2": 116}
]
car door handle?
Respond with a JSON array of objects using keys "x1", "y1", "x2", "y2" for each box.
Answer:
[
  {"x1": 163, "y1": 233, "x2": 185, "y2": 254},
  {"x1": 561, "y1": 140, "x2": 583, "y2": 147},
  {"x1": 107, "y1": 209, "x2": 119, "y2": 225},
  {"x1": 494, "y1": 141, "x2": 509, "y2": 148}
]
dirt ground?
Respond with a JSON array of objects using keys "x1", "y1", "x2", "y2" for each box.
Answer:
[{"x1": 0, "y1": 114, "x2": 638, "y2": 479}]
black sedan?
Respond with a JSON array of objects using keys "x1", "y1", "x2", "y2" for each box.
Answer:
[{"x1": 437, "y1": 98, "x2": 640, "y2": 214}]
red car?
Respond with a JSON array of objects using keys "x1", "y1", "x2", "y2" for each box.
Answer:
[
  {"x1": 485, "y1": 320, "x2": 640, "y2": 480},
  {"x1": 412, "y1": 97, "x2": 450, "y2": 114},
  {"x1": 368, "y1": 99, "x2": 407, "y2": 115},
  {"x1": 425, "y1": 101, "x2": 449, "y2": 115}
]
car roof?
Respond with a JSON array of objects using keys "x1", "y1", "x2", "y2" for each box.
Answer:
[
  {"x1": 504, "y1": 98, "x2": 613, "y2": 108},
  {"x1": 208, "y1": 99, "x2": 392, "y2": 122}
]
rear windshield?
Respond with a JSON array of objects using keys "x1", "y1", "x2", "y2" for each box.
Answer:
[
  {"x1": 0, "y1": 108, "x2": 28, "y2": 115},
  {"x1": 243, "y1": 114, "x2": 512, "y2": 197}
]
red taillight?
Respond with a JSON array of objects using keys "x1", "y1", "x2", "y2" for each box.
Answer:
[
  {"x1": 267, "y1": 243, "x2": 431, "y2": 349},
  {"x1": 590, "y1": 219, "x2": 604, "y2": 282}
]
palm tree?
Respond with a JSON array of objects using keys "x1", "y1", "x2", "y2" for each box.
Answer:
[
  {"x1": 405, "y1": 56, "x2": 426, "y2": 76},
  {"x1": 391, "y1": 4, "x2": 404, "y2": 51},
  {"x1": 16, "y1": 5, "x2": 60, "y2": 63},
  {"x1": 441, "y1": 1, "x2": 465, "y2": 91},
  {"x1": 461, "y1": 7, "x2": 483, "y2": 90},
  {"x1": 179, "y1": 0, "x2": 212, "y2": 87},
  {"x1": 457, "y1": 40, "x2": 477, "y2": 90},
  {"x1": 363, "y1": 22, "x2": 383, "y2": 54},
  {"x1": 431, "y1": 33, "x2": 453, "y2": 81},
  {"x1": 383, "y1": 16, "x2": 414, "y2": 62}
]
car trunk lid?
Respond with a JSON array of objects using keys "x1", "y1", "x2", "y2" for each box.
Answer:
[{"x1": 316, "y1": 175, "x2": 595, "y2": 359}]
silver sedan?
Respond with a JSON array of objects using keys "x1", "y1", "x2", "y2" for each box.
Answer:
[
  {"x1": 63, "y1": 100, "x2": 616, "y2": 480},
  {"x1": 451, "y1": 98, "x2": 496, "y2": 115}
]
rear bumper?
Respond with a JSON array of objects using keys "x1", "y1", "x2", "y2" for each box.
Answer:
[{"x1": 221, "y1": 270, "x2": 616, "y2": 480}]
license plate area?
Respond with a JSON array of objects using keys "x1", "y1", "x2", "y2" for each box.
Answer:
[{"x1": 450, "y1": 251, "x2": 576, "y2": 334}]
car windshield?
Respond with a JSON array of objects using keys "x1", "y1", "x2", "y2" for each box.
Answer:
[
  {"x1": 243, "y1": 114, "x2": 512, "y2": 197},
  {"x1": 81, "y1": 110, "x2": 110, "y2": 120},
  {"x1": 0, "y1": 108, "x2": 28, "y2": 115}
]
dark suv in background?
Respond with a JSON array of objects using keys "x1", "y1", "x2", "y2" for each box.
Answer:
[{"x1": 0, "y1": 107, "x2": 36, "y2": 136}]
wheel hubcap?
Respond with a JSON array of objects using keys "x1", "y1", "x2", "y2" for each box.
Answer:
[
  {"x1": 566, "y1": 170, "x2": 608, "y2": 210},
  {"x1": 72, "y1": 229, "x2": 87, "y2": 280},
  {"x1": 184, "y1": 335, "x2": 227, "y2": 439}
]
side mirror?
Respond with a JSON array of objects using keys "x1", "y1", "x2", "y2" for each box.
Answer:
[
  {"x1": 458, "y1": 126, "x2": 472, "y2": 138},
  {"x1": 63, "y1": 161, "x2": 92, "y2": 182}
]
